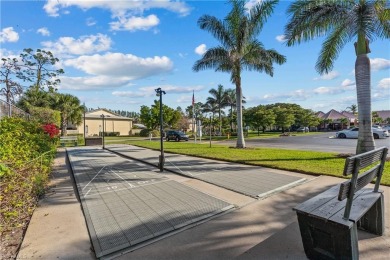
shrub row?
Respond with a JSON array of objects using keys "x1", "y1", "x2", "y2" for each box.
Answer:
[{"x1": 0, "y1": 117, "x2": 56, "y2": 235}]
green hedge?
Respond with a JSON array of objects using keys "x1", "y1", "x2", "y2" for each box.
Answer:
[{"x1": 0, "y1": 117, "x2": 56, "y2": 233}]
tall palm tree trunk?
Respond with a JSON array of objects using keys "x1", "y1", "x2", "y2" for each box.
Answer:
[
  {"x1": 61, "y1": 114, "x2": 67, "y2": 136},
  {"x1": 230, "y1": 105, "x2": 234, "y2": 133},
  {"x1": 236, "y1": 81, "x2": 245, "y2": 148},
  {"x1": 356, "y1": 54, "x2": 375, "y2": 153}
]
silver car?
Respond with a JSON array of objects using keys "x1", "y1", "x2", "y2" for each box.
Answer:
[{"x1": 336, "y1": 127, "x2": 388, "y2": 139}]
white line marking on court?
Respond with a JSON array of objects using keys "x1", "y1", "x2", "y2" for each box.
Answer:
[
  {"x1": 166, "y1": 158, "x2": 194, "y2": 176},
  {"x1": 84, "y1": 188, "x2": 92, "y2": 197},
  {"x1": 110, "y1": 169, "x2": 137, "y2": 188},
  {"x1": 84, "y1": 179, "x2": 173, "y2": 198},
  {"x1": 82, "y1": 165, "x2": 108, "y2": 191}
]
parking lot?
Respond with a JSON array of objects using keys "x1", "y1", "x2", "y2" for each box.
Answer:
[{"x1": 218, "y1": 132, "x2": 389, "y2": 155}]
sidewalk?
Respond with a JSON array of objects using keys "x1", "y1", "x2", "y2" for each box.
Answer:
[
  {"x1": 17, "y1": 147, "x2": 390, "y2": 259},
  {"x1": 17, "y1": 150, "x2": 94, "y2": 260}
]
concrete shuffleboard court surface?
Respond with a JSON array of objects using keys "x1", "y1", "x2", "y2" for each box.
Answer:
[
  {"x1": 66, "y1": 147, "x2": 233, "y2": 259},
  {"x1": 107, "y1": 144, "x2": 306, "y2": 198}
]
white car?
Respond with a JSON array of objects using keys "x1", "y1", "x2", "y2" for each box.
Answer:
[{"x1": 336, "y1": 127, "x2": 389, "y2": 139}]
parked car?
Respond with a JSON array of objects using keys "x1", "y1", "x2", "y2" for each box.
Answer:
[
  {"x1": 336, "y1": 127, "x2": 388, "y2": 139},
  {"x1": 382, "y1": 125, "x2": 390, "y2": 132},
  {"x1": 372, "y1": 125, "x2": 390, "y2": 137},
  {"x1": 297, "y1": 127, "x2": 309, "y2": 132},
  {"x1": 166, "y1": 130, "x2": 189, "y2": 141}
]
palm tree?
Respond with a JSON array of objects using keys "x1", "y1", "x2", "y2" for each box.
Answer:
[
  {"x1": 224, "y1": 88, "x2": 247, "y2": 133},
  {"x1": 202, "y1": 100, "x2": 219, "y2": 135},
  {"x1": 346, "y1": 104, "x2": 358, "y2": 115},
  {"x1": 207, "y1": 84, "x2": 227, "y2": 135},
  {"x1": 53, "y1": 93, "x2": 84, "y2": 136},
  {"x1": 285, "y1": 0, "x2": 389, "y2": 154},
  {"x1": 193, "y1": 0, "x2": 286, "y2": 148}
]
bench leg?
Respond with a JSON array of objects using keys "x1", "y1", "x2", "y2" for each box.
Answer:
[
  {"x1": 296, "y1": 213, "x2": 358, "y2": 260},
  {"x1": 357, "y1": 194, "x2": 384, "y2": 235}
]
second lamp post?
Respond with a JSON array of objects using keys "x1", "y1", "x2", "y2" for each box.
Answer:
[{"x1": 155, "y1": 87, "x2": 166, "y2": 172}]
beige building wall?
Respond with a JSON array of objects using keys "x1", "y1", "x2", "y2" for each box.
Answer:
[{"x1": 77, "y1": 109, "x2": 133, "y2": 136}]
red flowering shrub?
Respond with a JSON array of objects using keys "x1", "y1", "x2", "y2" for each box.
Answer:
[{"x1": 42, "y1": 123, "x2": 60, "y2": 138}]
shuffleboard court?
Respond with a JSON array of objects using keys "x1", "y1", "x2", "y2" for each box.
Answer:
[
  {"x1": 107, "y1": 144, "x2": 306, "y2": 198},
  {"x1": 66, "y1": 147, "x2": 233, "y2": 259}
]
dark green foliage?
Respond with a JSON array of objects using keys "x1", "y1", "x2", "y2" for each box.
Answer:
[
  {"x1": 139, "y1": 129, "x2": 159, "y2": 137},
  {"x1": 28, "y1": 106, "x2": 61, "y2": 126},
  {"x1": 0, "y1": 117, "x2": 56, "y2": 233},
  {"x1": 104, "y1": 132, "x2": 120, "y2": 136}
]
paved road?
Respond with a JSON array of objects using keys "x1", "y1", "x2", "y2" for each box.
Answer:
[{"x1": 216, "y1": 132, "x2": 390, "y2": 154}]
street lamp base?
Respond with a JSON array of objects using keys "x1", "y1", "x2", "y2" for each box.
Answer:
[{"x1": 158, "y1": 155, "x2": 165, "y2": 172}]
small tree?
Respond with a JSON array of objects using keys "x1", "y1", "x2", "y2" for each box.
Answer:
[
  {"x1": 0, "y1": 58, "x2": 23, "y2": 103},
  {"x1": 20, "y1": 48, "x2": 64, "y2": 92}
]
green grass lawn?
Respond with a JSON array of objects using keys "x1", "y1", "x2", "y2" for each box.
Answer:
[{"x1": 106, "y1": 139, "x2": 390, "y2": 186}]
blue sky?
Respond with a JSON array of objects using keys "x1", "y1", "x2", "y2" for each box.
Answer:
[{"x1": 1, "y1": 0, "x2": 389, "y2": 114}]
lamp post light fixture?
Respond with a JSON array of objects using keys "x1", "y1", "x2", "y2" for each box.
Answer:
[{"x1": 155, "y1": 87, "x2": 166, "y2": 172}]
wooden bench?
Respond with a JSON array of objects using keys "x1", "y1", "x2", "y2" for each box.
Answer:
[
  {"x1": 294, "y1": 147, "x2": 388, "y2": 259},
  {"x1": 60, "y1": 136, "x2": 78, "y2": 147}
]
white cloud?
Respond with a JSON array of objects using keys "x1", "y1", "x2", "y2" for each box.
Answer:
[
  {"x1": 260, "y1": 89, "x2": 310, "y2": 102},
  {"x1": 64, "y1": 52, "x2": 173, "y2": 80},
  {"x1": 43, "y1": 0, "x2": 190, "y2": 17},
  {"x1": 86, "y1": 17, "x2": 97, "y2": 26},
  {"x1": 275, "y1": 35, "x2": 286, "y2": 43},
  {"x1": 313, "y1": 86, "x2": 344, "y2": 95},
  {"x1": 0, "y1": 49, "x2": 19, "y2": 60},
  {"x1": 195, "y1": 44, "x2": 207, "y2": 55},
  {"x1": 372, "y1": 89, "x2": 390, "y2": 102},
  {"x1": 0, "y1": 27, "x2": 19, "y2": 43},
  {"x1": 378, "y1": 78, "x2": 390, "y2": 89},
  {"x1": 341, "y1": 79, "x2": 355, "y2": 87},
  {"x1": 110, "y1": 15, "x2": 159, "y2": 32},
  {"x1": 178, "y1": 53, "x2": 187, "y2": 58},
  {"x1": 41, "y1": 34, "x2": 112, "y2": 55},
  {"x1": 245, "y1": 0, "x2": 263, "y2": 11},
  {"x1": 313, "y1": 71, "x2": 339, "y2": 80},
  {"x1": 112, "y1": 85, "x2": 204, "y2": 98},
  {"x1": 59, "y1": 75, "x2": 132, "y2": 90},
  {"x1": 371, "y1": 58, "x2": 390, "y2": 71},
  {"x1": 37, "y1": 27, "x2": 50, "y2": 36}
]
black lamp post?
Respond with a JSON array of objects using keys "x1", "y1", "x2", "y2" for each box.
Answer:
[
  {"x1": 155, "y1": 87, "x2": 166, "y2": 172},
  {"x1": 209, "y1": 114, "x2": 213, "y2": 148},
  {"x1": 101, "y1": 114, "x2": 105, "y2": 149}
]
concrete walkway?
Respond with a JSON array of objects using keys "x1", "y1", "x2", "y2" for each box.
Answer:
[{"x1": 17, "y1": 147, "x2": 390, "y2": 259}]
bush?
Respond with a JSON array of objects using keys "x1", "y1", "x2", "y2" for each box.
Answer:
[
  {"x1": 28, "y1": 106, "x2": 61, "y2": 126},
  {"x1": 0, "y1": 117, "x2": 56, "y2": 244},
  {"x1": 140, "y1": 129, "x2": 150, "y2": 137},
  {"x1": 106, "y1": 132, "x2": 120, "y2": 136},
  {"x1": 139, "y1": 129, "x2": 159, "y2": 137}
]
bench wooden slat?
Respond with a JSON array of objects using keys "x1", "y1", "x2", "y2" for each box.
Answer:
[
  {"x1": 338, "y1": 165, "x2": 380, "y2": 201},
  {"x1": 293, "y1": 185, "x2": 339, "y2": 213},
  {"x1": 308, "y1": 188, "x2": 366, "y2": 223},
  {"x1": 347, "y1": 189, "x2": 382, "y2": 223},
  {"x1": 343, "y1": 148, "x2": 385, "y2": 176}
]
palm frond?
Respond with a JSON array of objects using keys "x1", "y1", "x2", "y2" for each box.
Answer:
[
  {"x1": 198, "y1": 15, "x2": 232, "y2": 48},
  {"x1": 285, "y1": 0, "x2": 352, "y2": 46},
  {"x1": 316, "y1": 21, "x2": 351, "y2": 74},
  {"x1": 374, "y1": 0, "x2": 390, "y2": 38},
  {"x1": 192, "y1": 47, "x2": 230, "y2": 72},
  {"x1": 247, "y1": 0, "x2": 278, "y2": 37},
  {"x1": 241, "y1": 40, "x2": 286, "y2": 76}
]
